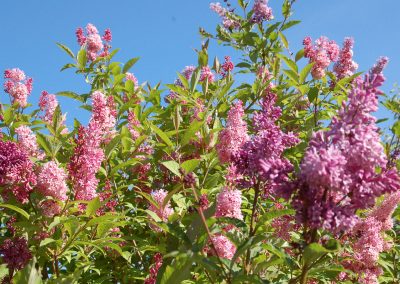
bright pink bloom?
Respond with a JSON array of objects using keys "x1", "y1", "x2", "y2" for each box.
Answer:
[
  {"x1": 200, "y1": 66, "x2": 215, "y2": 82},
  {"x1": 76, "y1": 27, "x2": 86, "y2": 46},
  {"x1": 39, "y1": 91, "x2": 58, "y2": 123},
  {"x1": 68, "y1": 124, "x2": 104, "y2": 201},
  {"x1": 37, "y1": 161, "x2": 68, "y2": 201},
  {"x1": 0, "y1": 237, "x2": 31, "y2": 271},
  {"x1": 251, "y1": 0, "x2": 273, "y2": 23},
  {"x1": 210, "y1": 234, "x2": 236, "y2": 260},
  {"x1": 303, "y1": 36, "x2": 339, "y2": 79},
  {"x1": 89, "y1": 91, "x2": 116, "y2": 137},
  {"x1": 144, "y1": 253, "x2": 163, "y2": 284},
  {"x1": 102, "y1": 28, "x2": 112, "y2": 42},
  {"x1": 215, "y1": 187, "x2": 243, "y2": 220},
  {"x1": 3, "y1": 68, "x2": 33, "y2": 107},
  {"x1": 217, "y1": 100, "x2": 248, "y2": 163},
  {"x1": 126, "y1": 72, "x2": 139, "y2": 89},
  {"x1": 15, "y1": 125, "x2": 44, "y2": 159},
  {"x1": 333, "y1": 37, "x2": 358, "y2": 79},
  {"x1": 221, "y1": 56, "x2": 234, "y2": 78}
]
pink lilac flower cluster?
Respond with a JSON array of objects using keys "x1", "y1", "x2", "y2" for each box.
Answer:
[
  {"x1": 303, "y1": 36, "x2": 339, "y2": 79},
  {"x1": 333, "y1": 37, "x2": 358, "y2": 79},
  {"x1": 289, "y1": 60, "x2": 400, "y2": 233},
  {"x1": 15, "y1": 125, "x2": 44, "y2": 159},
  {"x1": 0, "y1": 140, "x2": 36, "y2": 203},
  {"x1": 126, "y1": 72, "x2": 139, "y2": 89},
  {"x1": 210, "y1": 2, "x2": 240, "y2": 30},
  {"x1": 37, "y1": 161, "x2": 68, "y2": 201},
  {"x1": 231, "y1": 93, "x2": 299, "y2": 195},
  {"x1": 217, "y1": 100, "x2": 249, "y2": 163},
  {"x1": 343, "y1": 192, "x2": 400, "y2": 284},
  {"x1": 3, "y1": 68, "x2": 33, "y2": 108},
  {"x1": 210, "y1": 234, "x2": 236, "y2": 260},
  {"x1": 215, "y1": 187, "x2": 243, "y2": 220},
  {"x1": 220, "y1": 56, "x2": 234, "y2": 78},
  {"x1": 251, "y1": 0, "x2": 273, "y2": 23},
  {"x1": 39, "y1": 199, "x2": 62, "y2": 218},
  {"x1": 144, "y1": 253, "x2": 163, "y2": 284},
  {"x1": 200, "y1": 66, "x2": 215, "y2": 83},
  {"x1": 90, "y1": 91, "x2": 116, "y2": 135},
  {"x1": 0, "y1": 237, "x2": 32, "y2": 271},
  {"x1": 97, "y1": 180, "x2": 118, "y2": 215},
  {"x1": 38, "y1": 91, "x2": 58, "y2": 123},
  {"x1": 148, "y1": 189, "x2": 174, "y2": 231},
  {"x1": 76, "y1": 23, "x2": 112, "y2": 61},
  {"x1": 68, "y1": 124, "x2": 104, "y2": 201}
]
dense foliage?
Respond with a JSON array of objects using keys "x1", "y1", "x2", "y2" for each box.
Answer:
[{"x1": 1, "y1": 1, "x2": 400, "y2": 283}]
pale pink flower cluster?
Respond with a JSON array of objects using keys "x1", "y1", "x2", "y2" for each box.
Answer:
[
  {"x1": 333, "y1": 37, "x2": 358, "y2": 79},
  {"x1": 303, "y1": 36, "x2": 339, "y2": 79},
  {"x1": 220, "y1": 56, "x2": 234, "y2": 78},
  {"x1": 39, "y1": 91, "x2": 58, "y2": 123},
  {"x1": 217, "y1": 100, "x2": 248, "y2": 163},
  {"x1": 200, "y1": 66, "x2": 215, "y2": 83},
  {"x1": 37, "y1": 161, "x2": 68, "y2": 201},
  {"x1": 210, "y1": 2, "x2": 240, "y2": 30},
  {"x1": 344, "y1": 192, "x2": 400, "y2": 284},
  {"x1": 39, "y1": 199, "x2": 62, "y2": 218},
  {"x1": 149, "y1": 189, "x2": 173, "y2": 226},
  {"x1": 210, "y1": 234, "x2": 236, "y2": 260},
  {"x1": 215, "y1": 187, "x2": 243, "y2": 220},
  {"x1": 251, "y1": 0, "x2": 273, "y2": 23},
  {"x1": 0, "y1": 237, "x2": 32, "y2": 271},
  {"x1": 4, "y1": 68, "x2": 33, "y2": 107},
  {"x1": 76, "y1": 23, "x2": 112, "y2": 61},
  {"x1": 15, "y1": 125, "x2": 44, "y2": 159}
]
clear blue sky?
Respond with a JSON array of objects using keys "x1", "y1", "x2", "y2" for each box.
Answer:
[{"x1": 1, "y1": 1, "x2": 399, "y2": 127}]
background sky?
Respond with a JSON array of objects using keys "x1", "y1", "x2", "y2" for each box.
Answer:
[{"x1": 1, "y1": 0, "x2": 399, "y2": 127}]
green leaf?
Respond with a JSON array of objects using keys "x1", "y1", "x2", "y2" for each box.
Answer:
[
  {"x1": 295, "y1": 48, "x2": 304, "y2": 62},
  {"x1": 283, "y1": 69, "x2": 299, "y2": 83},
  {"x1": 85, "y1": 197, "x2": 101, "y2": 217},
  {"x1": 159, "y1": 253, "x2": 193, "y2": 284},
  {"x1": 77, "y1": 49, "x2": 87, "y2": 70},
  {"x1": 277, "y1": 54, "x2": 297, "y2": 73},
  {"x1": 122, "y1": 57, "x2": 140, "y2": 74},
  {"x1": 307, "y1": 87, "x2": 319, "y2": 103},
  {"x1": 0, "y1": 203, "x2": 30, "y2": 219},
  {"x1": 13, "y1": 258, "x2": 42, "y2": 284},
  {"x1": 281, "y1": 20, "x2": 301, "y2": 31},
  {"x1": 181, "y1": 120, "x2": 203, "y2": 146},
  {"x1": 181, "y1": 159, "x2": 200, "y2": 173},
  {"x1": 299, "y1": 62, "x2": 314, "y2": 83},
  {"x1": 392, "y1": 120, "x2": 400, "y2": 137},
  {"x1": 161, "y1": 160, "x2": 181, "y2": 177},
  {"x1": 56, "y1": 91, "x2": 85, "y2": 103},
  {"x1": 110, "y1": 159, "x2": 140, "y2": 176},
  {"x1": 279, "y1": 31, "x2": 289, "y2": 49},
  {"x1": 149, "y1": 124, "x2": 173, "y2": 147},
  {"x1": 303, "y1": 240, "x2": 340, "y2": 266},
  {"x1": 56, "y1": 42, "x2": 75, "y2": 58}
]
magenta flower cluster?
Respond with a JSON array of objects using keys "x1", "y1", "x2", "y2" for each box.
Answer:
[
  {"x1": 76, "y1": 23, "x2": 112, "y2": 61},
  {"x1": 0, "y1": 140, "x2": 36, "y2": 203},
  {"x1": 148, "y1": 189, "x2": 174, "y2": 231},
  {"x1": 231, "y1": 93, "x2": 299, "y2": 195},
  {"x1": 0, "y1": 237, "x2": 32, "y2": 271},
  {"x1": 333, "y1": 37, "x2": 358, "y2": 79},
  {"x1": 4, "y1": 68, "x2": 33, "y2": 107},
  {"x1": 289, "y1": 61, "x2": 400, "y2": 232}
]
